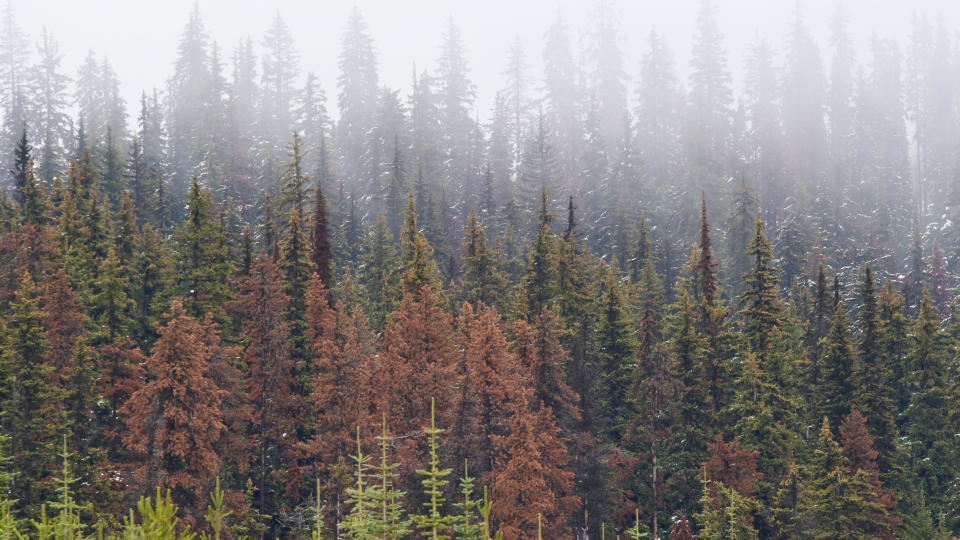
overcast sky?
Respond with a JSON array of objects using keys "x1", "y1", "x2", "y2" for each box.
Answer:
[{"x1": 16, "y1": 0, "x2": 960, "y2": 120}]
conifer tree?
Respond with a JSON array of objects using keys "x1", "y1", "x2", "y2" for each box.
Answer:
[
  {"x1": 414, "y1": 399, "x2": 457, "y2": 540},
  {"x1": 359, "y1": 215, "x2": 398, "y2": 332},
  {"x1": 38, "y1": 269, "x2": 85, "y2": 374},
  {"x1": 521, "y1": 188, "x2": 558, "y2": 319},
  {"x1": 451, "y1": 302, "x2": 527, "y2": 481},
  {"x1": 854, "y1": 267, "x2": 900, "y2": 476},
  {"x1": 121, "y1": 300, "x2": 227, "y2": 522},
  {"x1": 174, "y1": 179, "x2": 232, "y2": 319},
  {"x1": 279, "y1": 207, "x2": 316, "y2": 365},
  {"x1": 490, "y1": 394, "x2": 578, "y2": 540},
  {"x1": 229, "y1": 255, "x2": 302, "y2": 514},
  {"x1": 460, "y1": 212, "x2": 508, "y2": 312},
  {"x1": 307, "y1": 275, "x2": 375, "y2": 488},
  {"x1": 399, "y1": 193, "x2": 442, "y2": 297},
  {"x1": 739, "y1": 216, "x2": 782, "y2": 355},
  {"x1": 340, "y1": 428, "x2": 376, "y2": 540},
  {"x1": 89, "y1": 248, "x2": 135, "y2": 345},
  {"x1": 696, "y1": 473, "x2": 758, "y2": 540},
  {"x1": 312, "y1": 184, "x2": 334, "y2": 288},
  {"x1": 800, "y1": 416, "x2": 898, "y2": 538},
  {"x1": 511, "y1": 309, "x2": 580, "y2": 430},
  {"x1": 0, "y1": 275, "x2": 65, "y2": 512},
  {"x1": 370, "y1": 417, "x2": 412, "y2": 539},
  {"x1": 817, "y1": 300, "x2": 857, "y2": 426},
  {"x1": 374, "y1": 283, "x2": 457, "y2": 477},
  {"x1": 132, "y1": 224, "x2": 170, "y2": 347},
  {"x1": 98, "y1": 339, "x2": 146, "y2": 460},
  {"x1": 596, "y1": 264, "x2": 636, "y2": 437},
  {"x1": 928, "y1": 243, "x2": 950, "y2": 315},
  {"x1": 668, "y1": 516, "x2": 694, "y2": 540},
  {"x1": 10, "y1": 128, "x2": 31, "y2": 207},
  {"x1": 454, "y1": 461, "x2": 483, "y2": 540},
  {"x1": 901, "y1": 290, "x2": 954, "y2": 517}
]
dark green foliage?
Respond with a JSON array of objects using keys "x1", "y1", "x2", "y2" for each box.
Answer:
[{"x1": 173, "y1": 179, "x2": 232, "y2": 319}]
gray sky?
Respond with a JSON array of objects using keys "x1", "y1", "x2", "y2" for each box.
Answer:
[{"x1": 16, "y1": 0, "x2": 960, "y2": 120}]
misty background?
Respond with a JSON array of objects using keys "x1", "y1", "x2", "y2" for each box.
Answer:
[
  {"x1": 18, "y1": 0, "x2": 960, "y2": 117},
  {"x1": 7, "y1": 0, "x2": 960, "y2": 296}
]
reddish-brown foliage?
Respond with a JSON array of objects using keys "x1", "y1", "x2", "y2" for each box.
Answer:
[
  {"x1": 839, "y1": 406, "x2": 879, "y2": 475},
  {"x1": 38, "y1": 269, "x2": 85, "y2": 375},
  {"x1": 839, "y1": 406, "x2": 900, "y2": 538},
  {"x1": 490, "y1": 395, "x2": 579, "y2": 540},
  {"x1": 451, "y1": 302, "x2": 528, "y2": 478},
  {"x1": 669, "y1": 516, "x2": 694, "y2": 540},
  {"x1": 120, "y1": 300, "x2": 227, "y2": 523},
  {"x1": 703, "y1": 434, "x2": 762, "y2": 498},
  {"x1": 307, "y1": 275, "x2": 376, "y2": 474},
  {"x1": 229, "y1": 255, "x2": 303, "y2": 508},
  {"x1": 99, "y1": 339, "x2": 146, "y2": 452},
  {"x1": 372, "y1": 286, "x2": 459, "y2": 477}
]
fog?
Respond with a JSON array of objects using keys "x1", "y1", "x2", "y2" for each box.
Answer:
[
  {"x1": 19, "y1": 0, "x2": 960, "y2": 116},
  {"x1": 7, "y1": 0, "x2": 960, "y2": 285}
]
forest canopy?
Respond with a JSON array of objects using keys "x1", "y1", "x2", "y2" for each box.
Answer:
[{"x1": 0, "y1": 0, "x2": 959, "y2": 538}]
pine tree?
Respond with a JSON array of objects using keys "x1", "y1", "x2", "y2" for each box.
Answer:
[
  {"x1": 399, "y1": 193, "x2": 441, "y2": 297},
  {"x1": 511, "y1": 309, "x2": 580, "y2": 431},
  {"x1": 0, "y1": 275, "x2": 66, "y2": 512},
  {"x1": 312, "y1": 184, "x2": 334, "y2": 288},
  {"x1": 89, "y1": 248, "x2": 135, "y2": 345},
  {"x1": 373, "y1": 283, "x2": 457, "y2": 477},
  {"x1": 121, "y1": 300, "x2": 227, "y2": 523},
  {"x1": 279, "y1": 207, "x2": 316, "y2": 365},
  {"x1": 739, "y1": 216, "x2": 782, "y2": 355},
  {"x1": 280, "y1": 132, "x2": 309, "y2": 218},
  {"x1": 460, "y1": 212, "x2": 508, "y2": 312},
  {"x1": 174, "y1": 179, "x2": 232, "y2": 319},
  {"x1": 854, "y1": 267, "x2": 900, "y2": 477},
  {"x1": 10, "y1": 128, "x2": 31, "y2": 207},
  {"x1": 340, "y1": 428, "x2": 376, "y2": 540},
  {"x1": 696, "y1": 472, "x2": 758, "y2": 540},
  {"x1": 371, "y1": 417, "x2": 411, "y2": 539},
  {"x1": 901, "y1": 290, "x2": 954, "y2": 517},
  {"x1": 817, "y1": 300, "x2": 857, "y2": 427},
  {"x1": 229, "y1": 255, "x2": 302, "y2": 515},
  {"x1": 521, "y1": 188, "x2": 558, "y2": 319},
  {"x1": 451, "y1": 302, "x2": 527, "y2": 481},
  {"x1": 414, "y1": 399, "x2": 457, "y2": 540},
  {"x1": 596, "y1": 264, "x2": 636, "y2": 437},
  {"x1": 359, "y1": 215, "x2": 399, "y2": 332},
  {"x1": 927, "y1": 244, "x2": 950, "y2": 316},
  {"x1": 98, "y1": 339, "x2": 146, "y2": 460},
  {"x1": 801, "y1": 416, "x2": 898, "y2": 539},
  {"x1": 37, "y1": 270, "x2": 85, "y2": 375},
  {"x1": 490, "y1": 394, "x2": 578, "y2": 540},
  {"x1": 668, "y1": 516, "x2": 694, "y2": 540}
]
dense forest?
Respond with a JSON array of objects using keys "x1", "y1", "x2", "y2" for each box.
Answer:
[{"x1": 2, "y1": 0, "x2": 960, "y2": 538}]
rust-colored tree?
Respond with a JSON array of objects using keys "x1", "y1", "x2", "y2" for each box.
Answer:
[
  {"x1": 372, "y1": 286, "x2": 459, "y2": 482},
  {"x1": 668, "y1": 515, "x2": 694, "y2": 540},
  {"x1": 306, "y1": 273, "x2": 377, "y2": 517},
  {"x1": 38, "y1": 269, "x2": 85, "y2": 377},
  {"x1": 839, "y1": 406, "x2": 898, "y2": 537},
  {"x1": 703, "y1": 435, "x2": 762, "y2": 499},
  {"x1": 451, "y1": 302, "x2": 528, "y2": 480},
  {"x1": 98, "y1": 339, "x2": 146, "y2": 461},
  {"x1": 490, "y1": 394, "x2": 579, "y2": 540},
  {"x1": 120, "y1": 300, "x2": 227, "y2": 523},
  {"x1": 229, "y1": 255, "x2": 303, "y2": 513}
]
